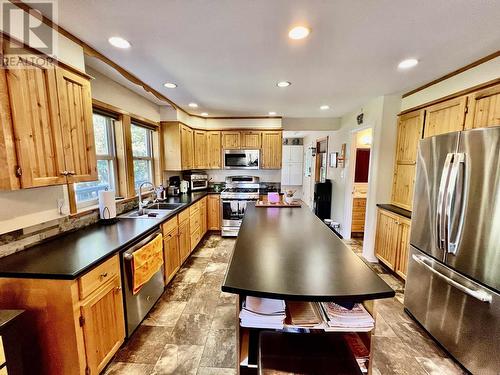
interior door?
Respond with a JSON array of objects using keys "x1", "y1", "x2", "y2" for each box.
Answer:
[
  {"x1": 410, "y1": 132, "x2": 459, "y2": 261},
  {"x1": 56, "y1": 68, "x2": 97, "y2": 183},
  {"x1": 444, "y1": 127, "x2": 500, "y2": 291}
]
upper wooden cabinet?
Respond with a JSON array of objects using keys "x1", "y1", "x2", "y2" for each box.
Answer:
[
  {"x1": 261, "y1": 131, "x2": 282, "y2": 169},
  {"x1": 423, "y1": 96, "x2": 467, "y2": 138},
  {"x1": 391, "y1": 164, "x2": 416, "y2": 211},
  {"x1": 162, "y1": 122, "x2": 194, "y2": 170},
  {"x1": 193, "y1": 130, "x2": 207, "y2": 169},
  {"x1": 1, "y1": 55, "x2": 97, "y2": 189},
  {"x1": 395, "y1": 110, "x2": 424, "y2": 164},
  {"x1": 207, "y1": 131, "x2": 222, "y2": 169},
  {"x1": 241, "y1": 131, "x2": 261, "y2": 148},
  {"x1": 221, "y1": 131, "x2": 241, "y2": 149},
  {"x1": 465, "y1": 83, "x2": 500, "y2": 129}
]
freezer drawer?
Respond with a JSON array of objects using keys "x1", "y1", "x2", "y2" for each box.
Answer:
[{"x1": 404, "y1": 246, "x2": 500, "y2": 375}]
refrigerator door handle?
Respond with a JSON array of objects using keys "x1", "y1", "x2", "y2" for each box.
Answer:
[
  {"x1": 446, "y1": 153, "x2": 468, "y2": 255},
  {"x1": 411, "y1": 254, "x2": 492, "y2": 303},
  {"x1": 436, "y1": 153, "x2": 454, "y2": 251}
]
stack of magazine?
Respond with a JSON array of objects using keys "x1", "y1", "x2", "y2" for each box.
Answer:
[
  {"x1": 321, "y1": 302, "x2": 374, "y2": 332},
  {"x1": 239, "y1": 297, "x2": 286, "y2": 329}
]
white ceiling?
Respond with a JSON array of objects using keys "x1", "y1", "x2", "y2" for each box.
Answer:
[{"x1": 37, "y1": 0, "x2": 500, "y2": 117}]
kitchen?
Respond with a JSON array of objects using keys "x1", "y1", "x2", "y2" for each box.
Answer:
[{"x1": 0, "y1": 1, "x2": 499, "y2": 375}]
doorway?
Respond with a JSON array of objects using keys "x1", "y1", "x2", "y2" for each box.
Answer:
[{"x1": 349, "y1": 128, "x2": 372, "y2": 238}]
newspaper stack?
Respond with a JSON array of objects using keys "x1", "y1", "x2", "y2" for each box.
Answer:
[
  {"x1": 321, "y1": 302, "x2": 374, "y2": 332},
  {"x1": 239, "y1": 296, "x2": 286, "y2": 329}
]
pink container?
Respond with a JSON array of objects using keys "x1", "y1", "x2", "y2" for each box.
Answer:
[{"x1": 267, "y1": 192, "x2": 280, "y2": 204}]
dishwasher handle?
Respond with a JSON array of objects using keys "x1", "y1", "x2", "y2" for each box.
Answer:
[{"x1": 123, "y1": 230, "x2": 162, "y2": 261}]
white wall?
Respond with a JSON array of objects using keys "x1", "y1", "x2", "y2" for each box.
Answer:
[
  {"x1": 282, "y1": 117, "x2": 341, "y2": 131},
  {"x1": 401, "y1": 57, "x2": 500, "y2": 110},
  {"x1": 206, "y1": 169, "x2": 281, "y2": 183}
]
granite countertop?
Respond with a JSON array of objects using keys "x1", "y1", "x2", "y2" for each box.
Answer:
[
  {"x1": 0, "y1": 310, "x2": 24, "y2": 331},
  {"x1": 0, "y1": 192, "x2": 209, "y2": 280},
  {"x1": 222, "y1": 203, "x2": 395, "y2": 302},
  {"x1": 376, "y1": 203, "x2": 412, "y2": 219}
]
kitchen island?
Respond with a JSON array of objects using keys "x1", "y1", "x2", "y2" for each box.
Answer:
[{"x1": 222, "y1": 203, "x2": 395, "y2": 374}]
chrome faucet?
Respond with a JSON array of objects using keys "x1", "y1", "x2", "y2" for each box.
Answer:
[{"x1": 138, "y1": 181, "x2": 155, "y2": 215}]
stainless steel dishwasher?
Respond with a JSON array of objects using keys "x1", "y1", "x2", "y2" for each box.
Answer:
[{"x1": 120, "y1": 228, "x2": 165, "y2": 337}]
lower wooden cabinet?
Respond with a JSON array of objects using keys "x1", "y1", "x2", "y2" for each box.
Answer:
[
  {"x1": 374, "y1": 208, "x2": 411, "y2": 279},
  {"x1": 163, "y1": 222, "x2": 181, "y2": 285},
  {"x1": 80, "y1": 276, "x2": 125, "y2": 374},
  {"x1": 200, "y1": 197, "x2": 207, "y2": 235},
  {"x1": 207, "y1": 195, "x2": 221, "y2": 230},
  {"x1": 351, "y1": 198, "x2": 366, "y2": 233},
  {"x1": 178, "y1": 215, "x2": 191, "y2": 263}
]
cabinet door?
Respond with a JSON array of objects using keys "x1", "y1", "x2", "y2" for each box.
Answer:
[
  {"x1": 221, "y1": 131, "x2": 240, "y2": 149},
  {"x1": 241, "y1": 131, "x2": 261, "y2": 148},
  {"x1": 374, "y1": 209, "x2": 399, "y2": 270},
  {"x1": 288, "y1": 163, "x2": 303, "y2": 186},
  {"x1": 6, "y1": 55, "x2": 67, "y2": 187},
  {"x1": 178, "y1": 219, "x2": 191, "y2": 263},
  {"x1": 396, "y1": 110, "x2": 424, "y2": 163},
  {"x1": 289, "y1": 146, "x2": 303, "y2": 163},
  {"x1": 423, "y1": 96, "x2": 467, "y2": 138},
  {"x1": 200, "y1": 197, "x2": 207, "y2": 236},
  {"x1": 465, "y1": 84, "x2": 500, "y2": 130},
  {"x1": 391, "y1": 164, "x2": 415, "y2": 210},
  {"x1": 180, "y1": 125, "x2": 194, "y2": 169},
  {"x1": 351, "y1": 198, "x2": 367, "y2": 233},
  {"x1": 395, "y1": 218, "x2": 411, "y2": 280},
  {"x1": 80, "y1": 276, "x2": 125, "y2": 374},
  {"x1": 261, "y1": 131, "x2": 282, "y2": 169},
  {"x1": 207, "y1": 195, "x2": 220, "y2": 230},
  {"x1": 163, "y1": 228, "x2": 180, "y2": 284},
  {"x1": 56, "y1": 68, "x2": 97, "y2": 183},
  {"x1": 281, "y1": 165, "x2": 290, "y2": 185},
  {"x1": 207, "y1": 131, "x2": 221, "y2": 169},
  {"x1": 193, "y1": 130, "x2": 207, "y2": 169}
]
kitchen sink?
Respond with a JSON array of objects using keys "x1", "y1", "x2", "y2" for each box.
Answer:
[
  {"x1": 119, "y1": 209, "x2": 173, "y2": 219},
  {"x1": 146, "y1": 202, "x2": 186, "y2": 210}
]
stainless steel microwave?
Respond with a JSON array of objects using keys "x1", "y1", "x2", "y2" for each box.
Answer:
[{"x1": 223, "y1": 149, "x2": 260, "y2": 169}]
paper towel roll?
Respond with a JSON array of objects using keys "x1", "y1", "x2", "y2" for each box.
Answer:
[{"x1": 98, "y1": 190, "x2": 116, "y2": 220}]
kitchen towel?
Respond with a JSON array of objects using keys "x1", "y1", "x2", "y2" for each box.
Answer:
[{"x1": 131, "y1": 234, "x2": 164, "y2": 294}]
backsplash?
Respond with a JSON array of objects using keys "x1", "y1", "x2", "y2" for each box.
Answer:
[{"x1": 0, "y1": 198, "x2": 138, "y2": 259}]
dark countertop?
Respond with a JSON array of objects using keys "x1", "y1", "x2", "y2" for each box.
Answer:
[
  {"x1": 222, "y1": 203, "x2": 395, "y2": 302},
  {"x1": 376, "y1": 204, "x2": 411, "y2": 219},
  {"x1": 0, "y1": 192, "x2": 208, "y2": 280},
  {"x1": 0, "y1": 310, "x2": 24, "y2": 331}
]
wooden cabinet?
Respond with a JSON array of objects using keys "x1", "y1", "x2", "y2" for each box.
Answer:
[
  {"x1": 162, "y1": 122, "x2": 194, "y2": 170},
  {"x1": 207, "y1": 194, "x2": 221, "y2": 230},
  {"x1": 241, "y1": 131, "x2": 261, "y2": 148},
  {"x1": 1, "y1": 54, "x2": 96, "y2": 189},
  {"x1": 207, "y1": 131, "x2": 222, "y2": 169},
  {"x1": 423, "y1": 96, "x2": 467, "y2": 138},
  {"x1": 221, "y1": 131, "x2": 241, "y2": 149},
  {"x1": 80, "y1": 275, "x2": 125, "y2": 374},
  {"x1": 193, "y1": 130, "x2": 207, "y2": 169},
  {"x1": 181, "y1": 125, "x2": 194, "y2": 169},
  {"x1": 391, "y1": 164, "x2": 416, "y2": 211},
  {"x1": 200, "y1": 196, "x2": 207, "y2": 236},
  {"x1": 375, "y1": 208, "x2": 411, "y2": 279},
  {"x1": 261, "y1": 131, "x2": 282, "y2": 169},
  {"x1": 178, "y1": 213, "x2": 191, "y2": 263},
  {"x1": 162, "y1": 217, "x2": 180, "y2": 284},
  {"x1": 351, "y1": 198, "x2": 366, "y2": 233},
  {"x1": 465, "y1": 83, "x2": 500, "y2": 129}
]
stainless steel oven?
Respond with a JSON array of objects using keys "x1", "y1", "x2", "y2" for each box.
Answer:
[
  {"x1": 121, "y1": 229, "x2": 165, "y2": 337},
  {"x1": 221, "y1": 199, "x2": 255, "y2": 236},
  {"x1": 183, "y1": 172, "x2": 208, "y2": 191},
  {"x1": 224, "y1": 149, "x2": 260, "y2": 169}
]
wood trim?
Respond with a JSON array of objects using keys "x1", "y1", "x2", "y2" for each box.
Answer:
[
  {"x1": 67, "y1": 183, "x2": 77, "y2": 215},
  {"x1": 200, "y1": 116, "x2": 283, "y2": 120},
  {"x1": 92, "y1": 99, "x2": 159, "y2": 128},
  {"x1": 121, "y1": 115, "x2": 136, "y2": 198},
  {"x1": 399, "y1": 78, "x2": 500, "y2": 116},
  {"x1": 0, "y1": 31, "x2": 92, "y2": 80},
  {"x1": 402, "y1": 50, "x2": 500, "y2": 98},
  {"x1": 160, "y1": 120, "x2": 282, "y2": 133}
]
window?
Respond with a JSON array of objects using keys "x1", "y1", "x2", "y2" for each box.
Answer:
[
  {"x1": 75, "y1": 113, "x2": 118, "y2": 206},
  {"x1": 131, "y1": 123, "x2": 154, "y2": 191}
]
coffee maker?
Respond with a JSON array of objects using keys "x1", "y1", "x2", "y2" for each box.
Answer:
[{"x1": 168, "y1": 176, "x2": 180, "y2": 196}]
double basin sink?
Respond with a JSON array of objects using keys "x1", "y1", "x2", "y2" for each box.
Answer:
[{"x1": 119, "y1": 202, "x2": 186, "y2": 220}]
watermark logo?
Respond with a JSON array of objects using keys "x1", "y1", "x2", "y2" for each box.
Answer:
[{"x1": 1, "y1": 0, "x2": 58, "y2": 68}]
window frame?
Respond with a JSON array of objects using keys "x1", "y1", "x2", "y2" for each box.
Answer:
[
  {"x1": 131, "y1": 123, "x2": 155, "y2": 192},
  {"x1": 76, "y1": 112, "x2": 119, "y2": 208}
]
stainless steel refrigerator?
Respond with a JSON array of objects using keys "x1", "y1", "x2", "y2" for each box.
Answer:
[{"x1": 404, "y1": 126, "x2": 500, "y2": 375}]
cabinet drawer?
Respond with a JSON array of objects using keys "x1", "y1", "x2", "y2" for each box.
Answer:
[
  {"x1": 79, "y1": 255, "x2": 120, "y2": 300},
  {"x1": 190, "y1": 214, "x2": 200, "y2": 234},
  {"x1": 178, "y1": 208, "x2": 190, "y2": 224},
  {"x1": 189, "y1": 202, "x2": 200, "y2": 216},
  {"x1": 162, "y1": 216, "x2": 178, "y2": 234},
  {"x1": 190, "y1": 227, "x2": 201, "y2": 249}
]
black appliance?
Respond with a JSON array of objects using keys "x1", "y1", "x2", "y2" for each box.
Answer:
[
  {"x1": 168, "y1": 176, "x2": 180, "y2": 187},
  {"x1": 313, "y1": 179, "x2": 332, "y2": 220}
]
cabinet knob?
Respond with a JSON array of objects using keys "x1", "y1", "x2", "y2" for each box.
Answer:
[
  {"x1": 99, "y1": 272, "x2": 108, "y2": 279},
  {"x1": 60, "y1": 171, "x2": 68, "y2": 176},
  {"x1": 115, "y1": 286, "x2": 122, "y2": 292},
  {"x1": 68, "y1": 171, "x2": 76, "y2": 175}
]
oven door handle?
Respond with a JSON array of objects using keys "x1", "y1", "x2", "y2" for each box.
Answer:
[
  {"x1": 412, "y1": 254, "x2": 492, "y2": 303},
  {"x1": 123, "y1": 230, "x2": 162, "y2": 261}
]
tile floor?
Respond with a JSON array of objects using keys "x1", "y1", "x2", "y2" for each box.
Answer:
[{"x1": 105, "y1": 234, "x2": 466, "y2": 375}]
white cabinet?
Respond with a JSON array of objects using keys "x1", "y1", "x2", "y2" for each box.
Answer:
[{"x1": 281, "y1": 145, "x2": 303, "y2": 186}]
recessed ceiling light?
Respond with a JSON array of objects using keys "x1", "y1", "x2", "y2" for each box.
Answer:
[
  {"x1": 201, "y1": 112, "x2": 208, "y2": 116},
  {"x1": 164, "y1": 82, "x2": 177, "y2": 89},
  {"x1": 398, "y1": 58, "x2": 418, "y2": 69},
  {"x1": 188, "y1": 103, "x2": 198, "y2": 108},
  {"x1": 320, "y1": 105, "x2": 330, "y2": 110},
  {"x1": 288, "y1": 26, "x2": 310, "y2": 40},
  {"x1": 277, "y1": 81, "x2": 291, "y2": 88},
  {"x1": 108, "y1": 36, "x2": 131, "y2": 49},
  {"x1": 268, "y1": 111, "x2": 277, "y2": 116}
]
